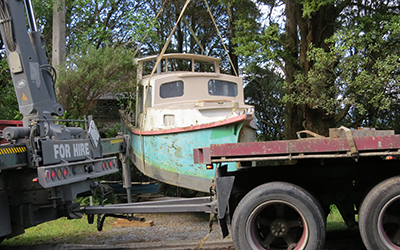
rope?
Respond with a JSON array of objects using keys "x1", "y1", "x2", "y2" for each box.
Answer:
[
  {"x1": 139, "y1": 0, "x2": 192, "y2": 174},
  {"x1": 182, "y1": 17, "x2": 206, "y2": 55},
  {"x1": 203, "y1": 0, "x2": 238, "y2": 77},
  {"x1": 194, "y1": 212, "x2": 216, "y2": 249},
  {"x1": 0, "y1": 1, "x2": 16, "y2": 52},
  {"x1": 194, "y1": 163, "x2": 220, "y2": 250}
]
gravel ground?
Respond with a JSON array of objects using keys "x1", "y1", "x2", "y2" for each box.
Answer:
[
  {"x1": 2, "y1": 212, "x2": 367, "y2": 250},
  {"x1": 88, "y1": 213, "x2": 227, "y2": 245}
]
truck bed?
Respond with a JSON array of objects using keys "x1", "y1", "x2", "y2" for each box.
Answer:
[{"x1": 194, "y1": 129, "x2": 400, "y2": 164}]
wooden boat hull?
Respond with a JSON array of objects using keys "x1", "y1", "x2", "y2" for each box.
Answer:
[
  {"x1": 107, "y1": 182, "x2": 161, "y2": 194},
  {"x1": 121, "y1": 115, "x2": 250, "y2": 193}
]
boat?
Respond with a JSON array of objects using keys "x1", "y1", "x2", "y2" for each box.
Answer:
[
  {"x1": 120, "y1": 53, "x2": 256, "y2": 193},
  {"x1": 102, "y1": 181, "x2": 161, "y2": 194}
]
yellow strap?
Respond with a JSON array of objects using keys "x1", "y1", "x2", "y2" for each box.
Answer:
[
  {"x1": 182, "y1": 17, "x2": 207, "y2": 55},
  {"x1": 339, "y1": 126, "x2": 358, "y2": 155},
  {"x1": 194, "y1": 212, "x2": 216, "y2": 249},
  {"x1": 203, "y1": 0, "x2": 238, "y2": 77}
]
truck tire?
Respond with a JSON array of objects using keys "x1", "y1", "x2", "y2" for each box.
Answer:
[
  {"x1": 359, "y1": 176, "x2": 400, "y2": 250},
  {"x1": 231, "y1": 182, "x2": 326, "y2": 250}
]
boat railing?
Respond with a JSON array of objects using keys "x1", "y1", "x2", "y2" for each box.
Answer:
[{"x1": 135, "y1": 53, "x2": 221, "y2": 79}]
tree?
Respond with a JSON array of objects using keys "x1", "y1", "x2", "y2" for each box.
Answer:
[
  {"x1": 52, "y1": 0, "x2": 66, "y2": 66},
  {"x1": 56, "y1": 44, "x2": 136, "y2": 119},
  {"x1": 235, "y1": 0, "x2": 400, "y2": 138},
  {"x1": 332, "y1": 2, "x2": 400, "y2": 130},
  {"x1": 33, "y1": 0, "x2": 149, "y2": 56},
  {"x1": 244, "y1": 62, "x2": 285, "y2": 141},
  {"x1": 0, "y1": 60, "x2": 19, "y2": 120}
]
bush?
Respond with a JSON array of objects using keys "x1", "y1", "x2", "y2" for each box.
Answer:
[{"x1": 56, "y1": 44, "x2": 137, "y2": 120}]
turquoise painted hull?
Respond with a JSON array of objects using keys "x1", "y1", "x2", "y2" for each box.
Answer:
[{"x1": 121, "y1": 122, "x2": 245, "y2": 193}]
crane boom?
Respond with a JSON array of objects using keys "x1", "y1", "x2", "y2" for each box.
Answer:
[{"x1": 0, "y1": 0, "x2": 64, "y2": 125}]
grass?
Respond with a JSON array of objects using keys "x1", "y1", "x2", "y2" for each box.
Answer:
[
  {"x1": 1, "y1": 205, "x2": 349, "y2": 246},
  {"x1": 1, "y1": 216, "x2": 116, "y2": 246},
  {"x1": 327, "y1": 205, "x2": 348, "y2": 231}
]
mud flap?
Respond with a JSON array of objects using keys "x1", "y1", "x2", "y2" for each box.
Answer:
[
  {"x1": 0, "y1": 191, "x2": 11, "y2": 237},
  {"x1": 216, "y1": 176, "x2": 235, "y2": 238}
]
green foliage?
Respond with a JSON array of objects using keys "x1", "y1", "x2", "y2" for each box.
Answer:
[
  {"x1": 104, "y1": 123, "x2": 121, "y2": 138},
  {"x1": 75, "y1": 184, "x2": 117, "y2": 206},
  {"x1": 32, "y1": 0, "x2": 54, "y2": 56},
  {"x1": 67, "y1": 0, "x2": 129, "y2": 48},
  {"x1": 300, "y1": 0, "x2": 335, "y2": 18},
  {"x1": 283, "y1": 8, "x2": 400, "y2": 127},
  {"x1": 283, "y1": 45, "x2": 339, "y2": 115},
  {"x1": 0, "y1": 60, "x2": 20, "y2": 120},
  {"x1": 231, "y1": 0, "x2": 263, "y2": 58},
  {"x1": 56, "y1": 44, "x2": 136, "y2": 119},
  {"x1": 327, "y1": 204, "x2": 347, "y2": 231},
  {"x1": 32, "y1": 0, "x2": 155, "y2": 56},
  {"x1": 244, "y1": 62, "x2": 285, "y2": 141},
  {"x1": 330, "y1": 11, "x2": 400, "y2": 125},
  {"x1": 235, "y1": 0, "x2": 400, "y2": 136}
]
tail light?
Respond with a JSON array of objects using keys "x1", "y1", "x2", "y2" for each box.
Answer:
[
  {"x1": 102, "y1": 162, "x2": 107, "y2": 170},
  {"x1": 63, "y1": 168, "x2": 68, "y2": 178},
  {"x1": 51, "y1": 169, "x2": 56, "y2": 180}
]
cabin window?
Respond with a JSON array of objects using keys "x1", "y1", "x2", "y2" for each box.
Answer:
[
  {"x1": 163, "y1": 114, "x2": 175, "y2": 126},
  {"x1": 208, "y1": 80, "x2": 238, "y2": 97},
  {"x1": 160, "y1": 81, "x2": 184, "y2": 98}
]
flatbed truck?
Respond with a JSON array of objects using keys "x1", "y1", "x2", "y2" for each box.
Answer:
[
  {"x1": 193, "y1": 127, "x2": 400, "y2": 250},
  {"x1": 1, "y1": 1, "x2": 400, "y2": 250}
]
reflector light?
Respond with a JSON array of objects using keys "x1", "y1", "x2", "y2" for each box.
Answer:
[
  {"x1": 57, "y1": 169, "x2": 62, "y2": 179},
  {"x1": 63, "y1": 168, "x2": 68, "y2": 178},
  {"x1": 45, "y1": 170, "x2": 50, "y2": 180},
  {"x1": 32, "y1": 178, "x2": 38, "y2": 182},
  {"x1": 206, "y1": 164, "x2": 213, "y2": 170},
  {"x1": 51, "y1": 170, "x2": 56, "y2": 181},
  {"x1": 113, "y1": 159, "x2": 117, "y2": 168},
  {"x1": 386, "y1": 156, "x2": 394, "y2": 160}
]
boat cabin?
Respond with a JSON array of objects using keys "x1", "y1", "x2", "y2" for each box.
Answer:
[{"x1": 133, "y1": 53, "x2": 253, "y2": 132}]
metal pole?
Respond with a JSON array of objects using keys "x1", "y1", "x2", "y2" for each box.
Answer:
[
  {"x1": 120, "y1": 135, "x2": 132, "y2": 203},
  {"x1": 23, "y1": 0, "x2": 37, "y2": 32}
]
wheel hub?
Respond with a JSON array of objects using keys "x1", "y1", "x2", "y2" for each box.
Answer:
[{"x1": 270, "y1": 219, "x2": 288, "y2": 237}]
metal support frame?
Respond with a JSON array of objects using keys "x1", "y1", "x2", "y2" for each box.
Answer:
[
  {"x1": 81, "y1": 196, "x2": 216, "y2": 215},
  {"x1": 80, "y1": 172, "x2": 236, "y2": 238},
  {"x1": 119, "y1": 134, "x2": 132, "y2": 203}
]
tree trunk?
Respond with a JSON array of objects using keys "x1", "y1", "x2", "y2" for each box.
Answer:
[
  {"x1": 227, "y1": 4, "x2": 238, "y2": 76},
  {"x1": 283, "y1": 0, "x2": 303, "y2": 139},
  {"x1": 283, "y1": 1, "x2": 339, "y2": 138},
  {"x1": 52, "y1": 0, "x2": 66, "y2": 67}
]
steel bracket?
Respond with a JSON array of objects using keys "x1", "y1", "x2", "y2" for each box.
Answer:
[{"x1": 215, "y1": 175, "x2": 235, "y2": 238}]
